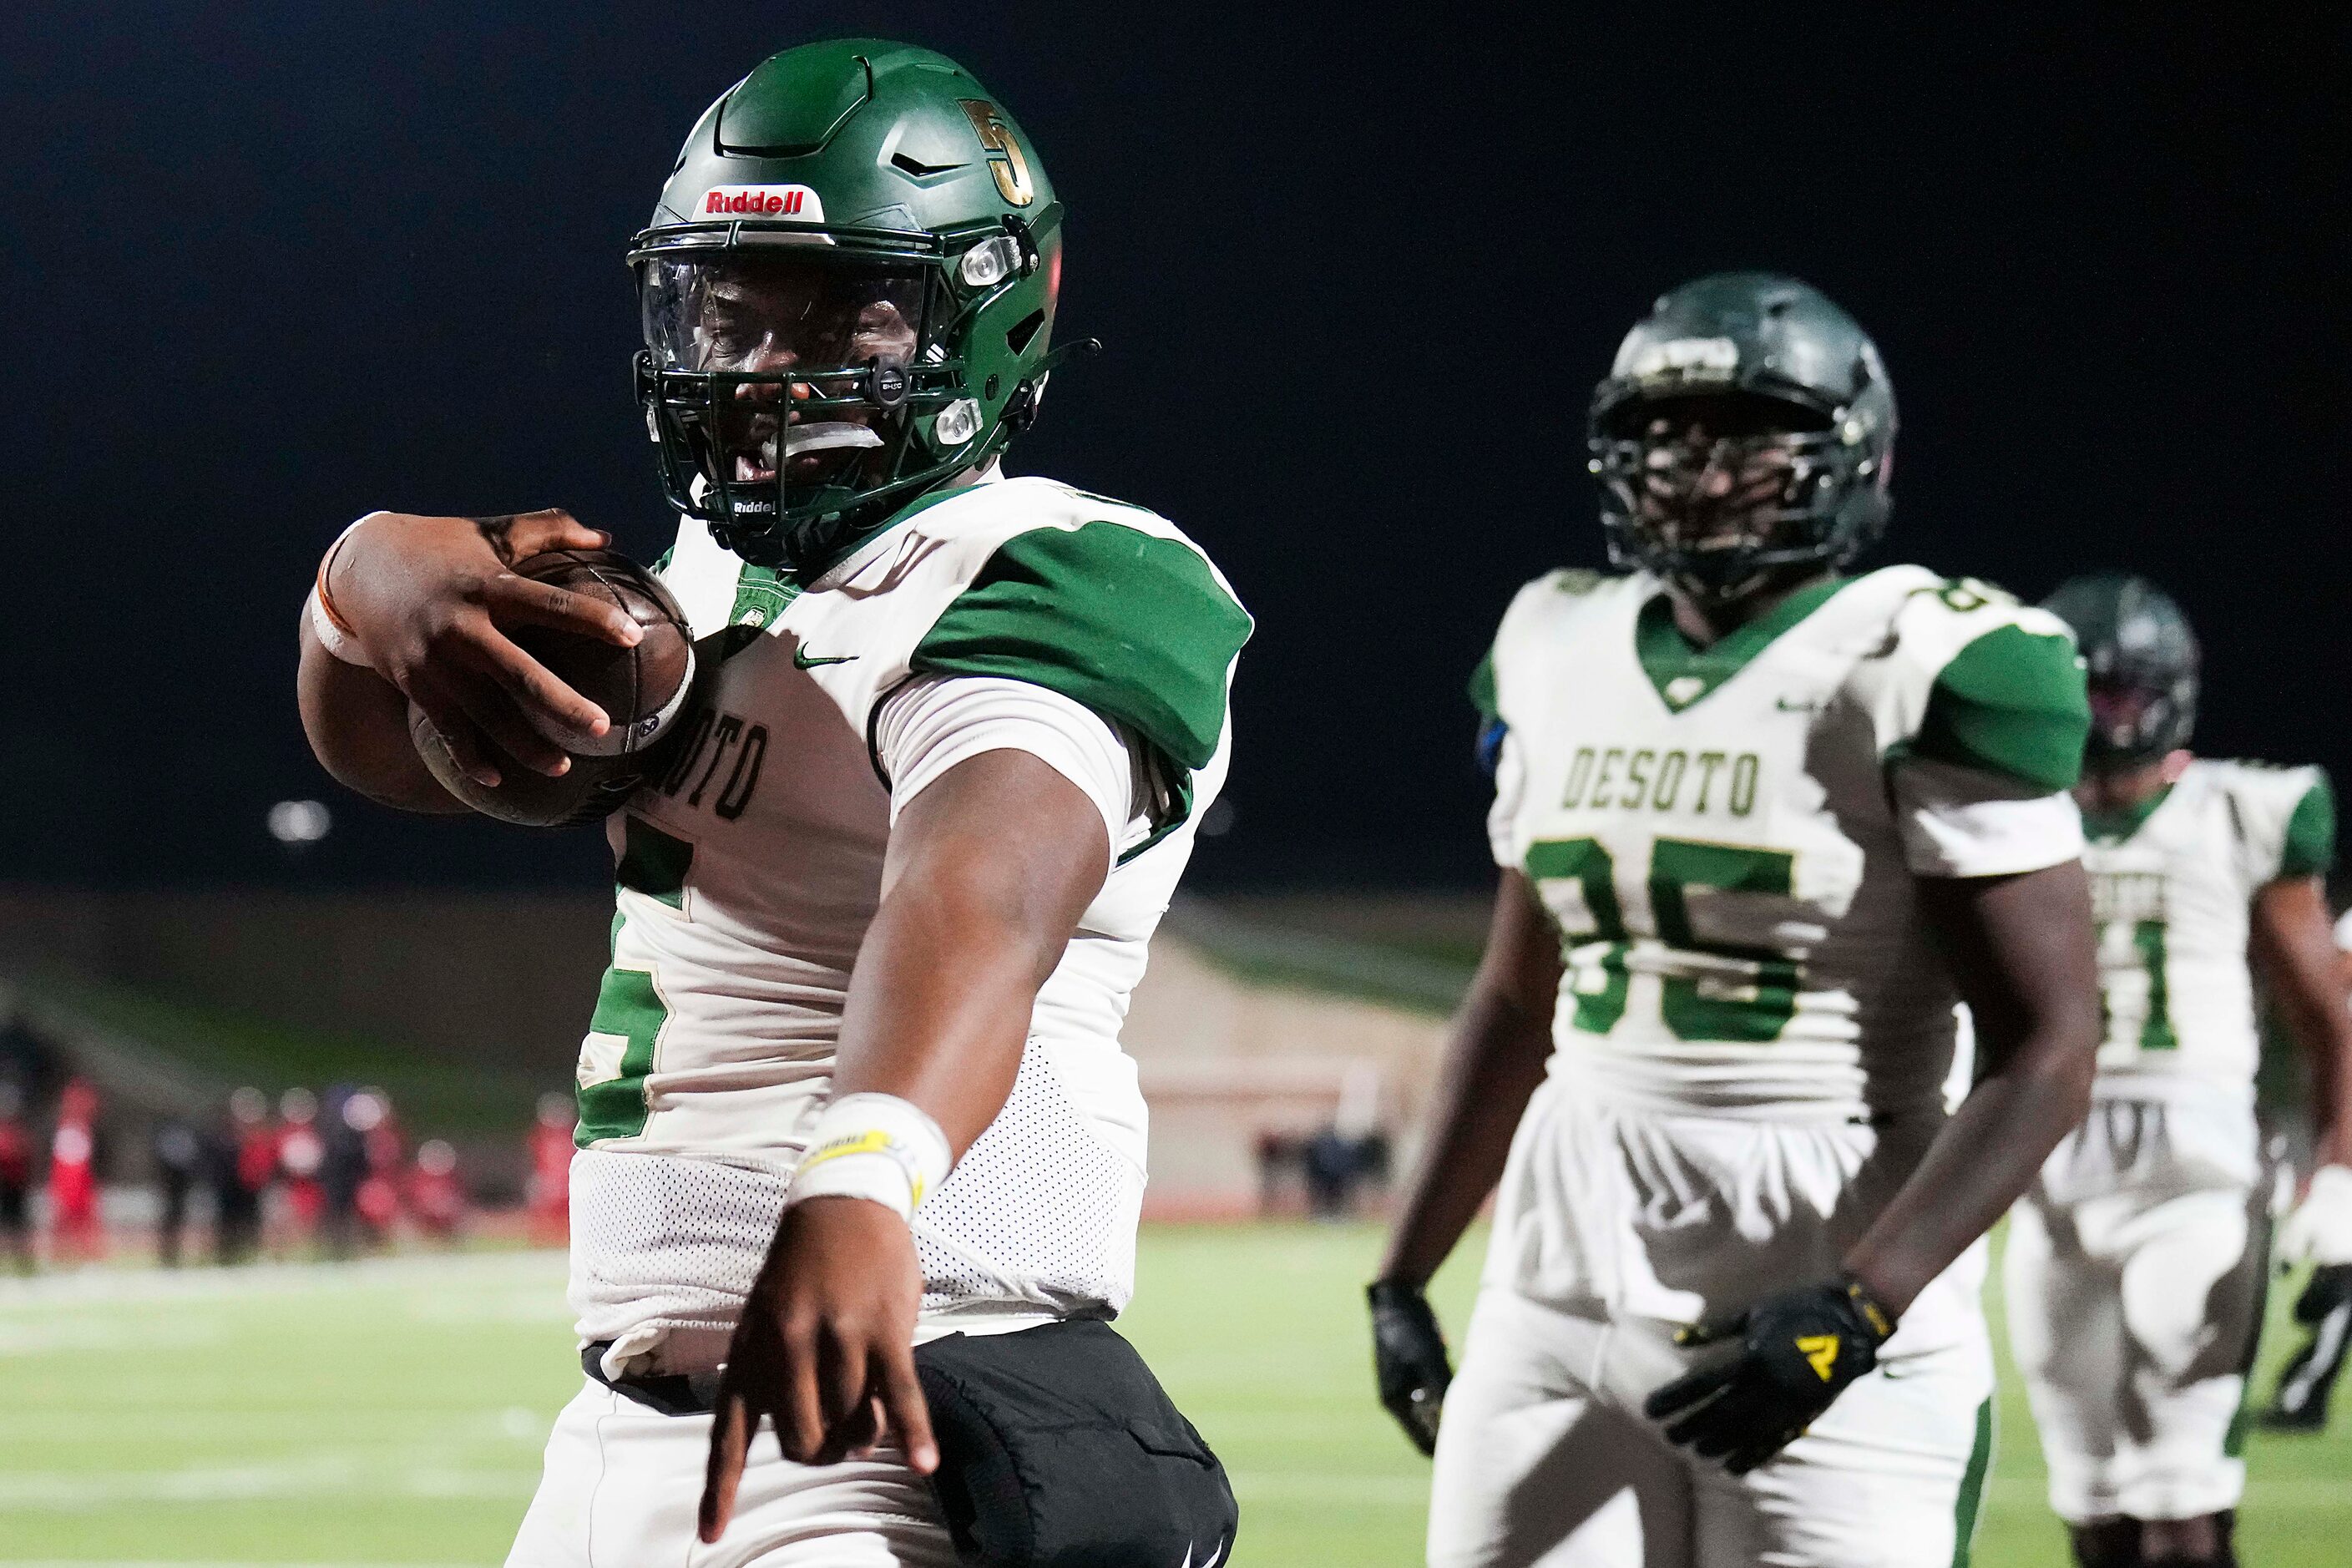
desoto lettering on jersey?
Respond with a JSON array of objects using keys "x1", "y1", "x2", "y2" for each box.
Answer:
[
  {"x1": 1559, "y1": 746, "x2": 1761, "y2": 817},
  {"x1": 1480, "y1": 565, "x2": 2086, "y2": 1119}
]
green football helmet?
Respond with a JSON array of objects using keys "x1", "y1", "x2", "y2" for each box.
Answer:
[
  {"x1": 2041, "y1": 573, "x2": 2200, "y2": 771},
  {"x1": 630, "y1": 39, "x2": 1076, "y2": 572},
  {"x1": 1589, "y1": 273, "x2": 1895, "y2": 600}
]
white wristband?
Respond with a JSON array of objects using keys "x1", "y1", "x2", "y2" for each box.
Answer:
[
  {"x1": 783, "y1": 1092, "x2": 952, "y2": 1222},
  {"x1": 306, "y1": 584, "x2": 372, "y2": 667},
  {"x1": 306, "y1": 513, "x2": 385, "y2": 669}
]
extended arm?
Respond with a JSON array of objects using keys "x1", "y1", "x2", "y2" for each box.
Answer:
[
  {"x1": 1848, "y1": 858, "x2": 2102, "y2": 1311},
  {"x1": 2251, "y1": 876, "x2": 2352, "y2": 1173},
  {"x1": 700, "y1": 747, "x2": 1111, "y2": 1539},
  {"x1": 295, "y1": 508, "x2": 638, "y2": 806},
  {"x1": 1375, "y1": 868, "x2": 1563, "y2": 1290},
  {"x1": 1366, "y1": 868, "x2": 1561, "y2": 1452}
]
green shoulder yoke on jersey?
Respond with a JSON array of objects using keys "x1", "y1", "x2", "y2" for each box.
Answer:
[
  {"x1": 2281, "y1": 769, "x2": 2335, "y2": 878},
  {"x1": 912, "y1": 518, "x2": 1251, "y2": 858},
  {"x1": 1909, "y1": 615, "x2": 2090, "y2": 793}
]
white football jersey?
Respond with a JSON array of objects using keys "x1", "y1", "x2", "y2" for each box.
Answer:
[
  {"x1": 565, "y1": 473, "x2": 1249, "y2": 1368},
  {"x1": 2080, "y1": 758, "x2": 2334, "y2": 1101},
  {"x1": 1481, "y1": 566, "x2": 2088, "y2": 1120}
]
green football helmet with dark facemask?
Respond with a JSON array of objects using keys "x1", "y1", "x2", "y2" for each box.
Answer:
[
  {"x1": 2041, "y1": 573, "x2": 2200, "y2": 771},
  {"x1": 630, "y1": 39, "x2": 1076, "y2": 573},
  {"x1": 1588, "y1": 273, "x2": 1896, "y2": 600}
]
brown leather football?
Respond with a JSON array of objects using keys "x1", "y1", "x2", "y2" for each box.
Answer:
[{"x1": 408, "y1": 549, "x2": 698, "y2": 827}]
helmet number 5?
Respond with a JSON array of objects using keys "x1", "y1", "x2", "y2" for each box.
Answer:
[{"x1": 959, "y1": 100, "x2": 1035, "y2": 207}]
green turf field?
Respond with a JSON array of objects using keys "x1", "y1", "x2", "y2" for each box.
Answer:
[{"x1": 0, "y1": 1225, "x2": 2342, "y2": 1565}]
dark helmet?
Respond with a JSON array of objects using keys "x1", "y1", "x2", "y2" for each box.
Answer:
[
  {"x1": 631, "y1": 40, "x2": 1078, "y2": 573},
  {"x1": 1588, "y1": 273, "x2": 1896, "y2": 600},
  {"x1": 2041, "y1": 573, "x2": 2200, "y2": 771}
]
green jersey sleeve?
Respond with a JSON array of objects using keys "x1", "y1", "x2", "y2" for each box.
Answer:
[
  {"x1": 1469, "y1": 647, "x2": 1499, "y2": 725},
  {"x1": 1910, "y1": 622, "x2": 2091, "y2": 793},
  {"x1": 2279, "y1": 771, "x2": 2336, "y2": 878},
  {"x1": 911, "y1": 518, "x2": 1252, "y2": 776}
]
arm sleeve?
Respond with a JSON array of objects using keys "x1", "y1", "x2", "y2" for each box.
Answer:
[
  {"x1": 1469, "y1": 646, "x2": 1507, "y2": 777},
  {"x1": 1909, "y1": 622, "x2": 2091, "y2": 793},
  {"x1": 1891, "y1": 756, "x2": 2085, "y2": 878},
  {"x1": 873, "y1": 674, "x2": 1143, "y2": 854},
  {"x1": 2279, "y1": 771, "x2": 2336, "y2": 880},
  {"x1": 1486, "y1": 728, "x2": 1528, "y2": 871}
]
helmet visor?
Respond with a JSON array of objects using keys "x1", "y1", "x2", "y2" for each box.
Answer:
[{"x1": 638, "y1": 251, "x2": 928, "y2": 492}]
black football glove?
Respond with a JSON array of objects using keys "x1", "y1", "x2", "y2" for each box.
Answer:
[
  {"x1": 1368, "y1": 1280, "x2": 1453, "y2": 1455},
  {"x1": 2264, "y1": 1263, "x2": 2352, "y2": 1432},
  {"x1": 1644, "y1": 1275, "x2": 1896, "y2": 1474}
]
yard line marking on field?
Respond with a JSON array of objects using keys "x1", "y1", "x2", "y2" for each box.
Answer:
[
  {"x1": 0, "y1": 1249, "x2": 566, "y2": 1308},
  {"x1": 0, "y1": 1459, "x2": 540, "y2": 1510},
  {"x1": 1224, "y1": 1470, "x2": 1439, "y2": 1505}
]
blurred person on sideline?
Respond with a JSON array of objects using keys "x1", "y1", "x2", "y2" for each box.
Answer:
[
  {"x1": 320, "y1": 1085, "x2": 371, "y2": 1257},
  {"x1": 212, "y1": 1086, "x2": 272, "y2": 1264},
  {"x1": 526, "y1": 1091, "x2": 574, "y2": 1248},
  {"x1": 48, "y1": 1078, "x2": 104, "y2": 1265},
  {"x1": 152, "y1": 1117, "x2": 203, "y2": 1267},
  {"x1": 275, "y1": 1085, "x2": 325, "y2": 1252},
  {"x1": 352, "y1": 1088, "x2": 405, "y2": 1247},
  {"x1": 0, "y1": 1082, "x2": 33, "y2": 1274},
  {"x1": 409, "y1": 1138, "x2": 468, "y2": 1244}
]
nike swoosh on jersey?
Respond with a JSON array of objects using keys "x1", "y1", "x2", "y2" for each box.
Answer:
[{"x1": 792, "y1": 648, "x2": 857, "y2": 669}]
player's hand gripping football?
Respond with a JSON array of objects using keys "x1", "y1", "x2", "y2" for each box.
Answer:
[
  {"x1": 699, "y1": 1196, "x2": 938, "y2": 1543},
  {"x1": 1368, "y1": 1280, "x2": 1454, "y2": 1455},
  {"x1": 324, "y1": 508, "x2": 643, "y2": 784},
  {"x1": 1644, "y1": 1276, "x2": 1896, "y2": 1474}
]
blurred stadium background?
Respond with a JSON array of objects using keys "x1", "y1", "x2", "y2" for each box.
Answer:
[{"x1": 2, "y1": 893, "x2": 2346, "y2": 1565}]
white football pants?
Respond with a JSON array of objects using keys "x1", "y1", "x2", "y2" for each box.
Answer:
[
  {"x1": 507, "y1": 1378, "x2": 957, "y2": 1568},
  {"x1": 2002, "y1": 1095, "x2": 2265, "y2": 1524},
  {"x1": 1426, "y1": 1290, "x2": 1994, "y2": 1568}
]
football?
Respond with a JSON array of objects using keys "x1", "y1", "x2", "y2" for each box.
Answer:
[{"x1": 408, "y1": 548, "x2": 697, "y2": 827}]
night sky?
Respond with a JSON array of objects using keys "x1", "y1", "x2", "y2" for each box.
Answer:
[{"x1": 8, "y1": 6, "x2": 2345, "y2": 892}]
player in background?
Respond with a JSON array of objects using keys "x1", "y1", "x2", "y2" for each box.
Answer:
[
  {"x1": 275, "y1": 1086, "x2": 324, "y2": 1252},
  {"x1": 48, "y1": 1078, "x2": 102, "y2": 1265},
  {"x1": 0, "y1": 1082, "x2": 33, "y2": 1274},
  {"x1": 215, "y1": 1085, "x2": 273, "y2": 1265},
  {"x1": 2006, "y1": 575, "x2": 2352, "y2": 1567},
  {"x1": 294, "y1": 40, "x2": 1246, "y2": 1567},
  {"x1": 525, "y1": 1091, "x2": 574, "y2": 1248},
  {"x1": 408, "y1": 1139, "x2": 468, "y2": 1245},
  {"x1": 151, "y1": 1118, "x2": 202, "y2": 1267},
  {"x1": 2261, "y1": 904, "x2": 2352, "y2": 1433},
  {"x1": 1371, "y1": 274, "x2": 2102, "y2": 1567}
]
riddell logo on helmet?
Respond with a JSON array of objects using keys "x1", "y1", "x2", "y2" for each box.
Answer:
[{"x1": 700, "y1": 185, "x2": 825, "y2": 220}]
